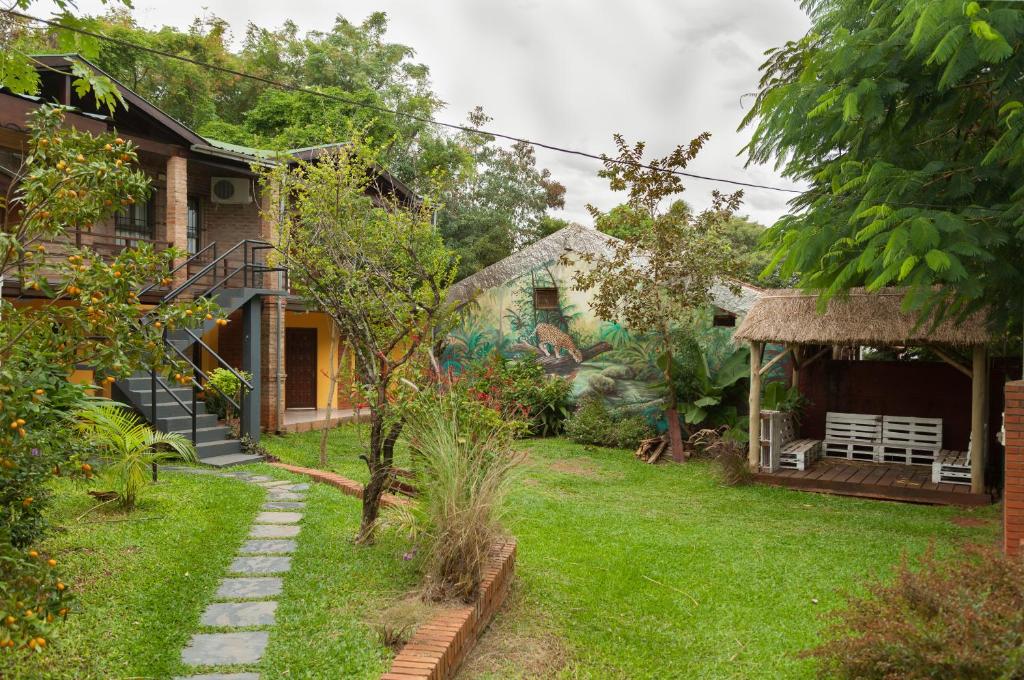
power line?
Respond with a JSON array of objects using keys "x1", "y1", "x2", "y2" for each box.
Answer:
[{"x1": 1, "y1": 8, "x2": 805, "y2": 194}]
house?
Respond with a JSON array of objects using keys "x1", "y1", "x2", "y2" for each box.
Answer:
[
  {"x1": 0, "y1": 55, "x2": 410, "y2": 464},
  {"x1": 444, "y1": 224, "x2": 761, "y2": 418}
]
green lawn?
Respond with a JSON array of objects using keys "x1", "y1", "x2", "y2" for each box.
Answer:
[
  {"x1": 265, "y1": 426, "x2": 1001, "y2": 679},
  {"x1": 3, "y1": 471, "x2": 263, "y2": 679},
  {"x1": 3, "y1": 464, "x2": 419, "y2": 679}
]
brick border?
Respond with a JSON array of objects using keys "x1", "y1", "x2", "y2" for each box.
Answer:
[
  {"x1": 269, "y1": 461, "x2": 517, "y2": 679},
  {"x1": 382, "y1": 539, "x2": 517, "y2": 680},
  {"x1": 269, "y1": 462, "x2": 411, "y2": 508}
]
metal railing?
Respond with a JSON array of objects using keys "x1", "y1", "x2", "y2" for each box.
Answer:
[{"x1": 142, "y1": 239, "x2": 287, "y2": 445}]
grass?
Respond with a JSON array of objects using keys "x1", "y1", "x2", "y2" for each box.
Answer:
[
  {"x1": 2, "y1": 471, "x2": 263, "y2": 679},
  {"x1": 2, "y1": 463, "x2": 421, "y2": 679},
  {"x1": 265, "y1": 426, "x2": 1002, "y2": 679}
]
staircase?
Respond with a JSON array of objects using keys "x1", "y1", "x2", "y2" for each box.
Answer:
[{"x1": 111, "y1": 240, "x2": 286, "y2": 468}]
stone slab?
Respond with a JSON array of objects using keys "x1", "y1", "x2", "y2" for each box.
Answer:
[
  {"x1": 265, "y1": 492, "x2": 305, "y2": 501},
  {"x1": 255, "y1": 511, "x2": 302, "y2": 524},
  {"x1": 240, "y1": 539, "x2": 296, "y2": 554},
  {"x1": 200, "y1": 600, "x2": 278, "y2": 627},
  {"x1": 282, "y1": 483, "x2": 309, "y2": 491},
  {"x1": 230, "y1": 556, "x2": 292, "y2": 574},
  {"x1": 257, "y1": 480, "x2": 292, "y2": 488},
  {"x1": 174, "y1": 674, "x2": 261, "y2": 680},
  {"x1": 262, "y1": 501, "x2": 305, "y2": 510},
  {"x1": 244, "y1": 475, "x2": 274, "y2": 483},
  {"x1": 181, "y1": 631, "x2": 269, "y2": 666},
  {"x1": 215, "y1": 577, "x2": 282, "y2": 599},
  {"x1": 249, "y1": 524, "x2": 300, "y2": 539}
]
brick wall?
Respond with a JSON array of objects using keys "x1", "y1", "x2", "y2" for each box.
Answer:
[
  {"x1": 1004, "y1": 381, "x2": 1024, "y2": 557},
  {"x1": 187, "y1": 164, "x2": 264, "y2": 248}
]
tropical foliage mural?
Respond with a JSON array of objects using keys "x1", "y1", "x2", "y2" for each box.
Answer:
[{"x1": 443, "y1": 257, "x2": 753, "y2": 428}]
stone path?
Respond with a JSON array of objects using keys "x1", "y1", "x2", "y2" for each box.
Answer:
[{"x1": 166, "y1": 468, "x2": 309, "y2": 680}]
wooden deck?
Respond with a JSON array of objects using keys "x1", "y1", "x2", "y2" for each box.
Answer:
[{"x1": 755, "y1": 459, "x2": 992, "y2": 506}]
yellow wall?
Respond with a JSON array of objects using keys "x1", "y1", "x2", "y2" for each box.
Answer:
[{"x1": 285, "y1": 310, "x2": 342, "y2": 410}]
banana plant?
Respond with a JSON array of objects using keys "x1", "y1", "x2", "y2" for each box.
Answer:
[{"x1": 677, "y1": 345, "x2": 750, "y2": 436}]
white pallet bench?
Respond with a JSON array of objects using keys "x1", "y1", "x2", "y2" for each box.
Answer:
[
  {"x1": 824, "y1": 412, "x2": 881, "y2": 462},
  {"x1": 880, "y1": 415, "x2": 943, "y2": 465},
  {"x1": 759, "y1": 410, "x2": 821, "y2": 472},
  {"x1": 932, "y1": 449, "x2": 970, "y2": 485}
]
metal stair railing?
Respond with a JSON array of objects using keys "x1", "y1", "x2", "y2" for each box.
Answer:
[{"x1": 138, "y1": 240, "x2": 287, "y2": 445}]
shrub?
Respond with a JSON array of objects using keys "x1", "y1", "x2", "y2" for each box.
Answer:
[
  {"x1": 74, "y1": 402, "x2": 197, "y2": 510},
  {"x1": 466, "y1": 356, "x2": 572, "y2": 436},
  {"x1": 390, "y1": 389, "x2": 521, "y2": 602},
  {"x1": 563, "y1": 397, "x2": 655, "y2": 450},
  {"x1": 688, "y1": 427, "x2": 752, "y2": 486},
  {"x1": 203, "y1": 368, "x2": 251, "y2": 421},
  {"x1": 804, "y1": 544, "x2": 1024, "y2": 679}
]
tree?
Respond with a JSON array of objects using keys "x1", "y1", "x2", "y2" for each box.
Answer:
[
  {"x1": 0, "y1": 106, "x2": 212, "y2": 650},
  {"x1": 436, "y1": 108, "x2": 566, "y2": 277},
  {"x1": 742, "y1": 0, "x2": 1024, "y2": 329},
  {"x1": 568, "y1": 134, "x2": 744, "y2": 461},
  {"x1": 261, "y1": 141, "x2": 458, "y2": 542}
]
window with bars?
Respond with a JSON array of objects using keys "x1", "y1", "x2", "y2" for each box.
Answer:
[
  {"x1": 114, "y1": 200, "x2": 154, "y2": 244},
  {"x1": 534, "y1": 287, "x2": 560, "y2": 310},
  {"x1": 187, "y1": 196, "x2": 201, "y2": 254}
]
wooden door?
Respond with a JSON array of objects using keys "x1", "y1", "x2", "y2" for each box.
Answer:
[{"x1": 285, "y1": 327, "x2": 317, "y2": 409}]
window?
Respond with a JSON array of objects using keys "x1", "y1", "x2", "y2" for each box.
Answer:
[
  {"x1": 187, "y1": 196, "x2": 201, "y2": 255},
  {"x1": 534, "y1": 287, "x2": 560, "y2": 310},
  {"x1": 713, "y1": 312, "x2": 736, "y2": 328},
  {"x1": 115, "y1": 199, "x2": 153, "y2": 244}
]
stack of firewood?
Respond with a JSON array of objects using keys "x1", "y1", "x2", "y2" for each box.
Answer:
[{"x1": 634, "y1": 435, "x2": 669, "y2": 464}]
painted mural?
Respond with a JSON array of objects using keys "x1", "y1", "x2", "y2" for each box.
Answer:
[{"x1": 443, "y1": 257, "x2": 744, "y2": 420}]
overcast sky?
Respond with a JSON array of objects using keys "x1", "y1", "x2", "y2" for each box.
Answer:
[{"x1": 44, "y1": 0, "x2": 811, "y2": 226}]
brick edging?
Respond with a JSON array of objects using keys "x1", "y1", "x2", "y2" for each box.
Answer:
[
  {"x1": 382, "y1": 538, "x2": 517, "y2": 680},
  {"x1": 269, "y1": 462, "x2": 411, "y2": 507},
  {"x1": 268, "y1": 462, "x2": 518, "y2": 679}
]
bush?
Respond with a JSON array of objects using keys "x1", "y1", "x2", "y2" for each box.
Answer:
[
  {"x1": 203, "y1": 368, "x2": 251, "y2": 421},
  {"x1": 804, "y1": 544, "x2": 1024, "y2": 679},
  {"x1": 688, "y1": 427, "x2": 752, "y2": 486},
  {"x1": 391, "y1": 389, "x2": 521, "y2": 602},
  {"x1": 466, "y1": 356, "x2": 572, "y2": 436},
  {"x1": 563, "y1": 397, "x2": 655, "y2": 450}
]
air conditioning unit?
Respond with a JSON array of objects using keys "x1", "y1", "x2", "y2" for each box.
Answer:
[{"x1": 210, "y1": 177, "x2": 252, "y2": 204}]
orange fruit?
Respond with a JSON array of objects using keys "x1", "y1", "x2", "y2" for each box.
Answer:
[{"x1": 47, "y1": 559, "x2": 56, "y2": 567}]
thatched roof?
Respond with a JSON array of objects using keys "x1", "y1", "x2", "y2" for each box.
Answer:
[
  {"x1": 733, "y1": 288, "x2": 990, "y2": 347},
  {"x1": 448, "y1": 224, "x2": 761, "y2": 315}
]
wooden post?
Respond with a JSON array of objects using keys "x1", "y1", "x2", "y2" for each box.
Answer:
[
  {"x1": 970, "y1": 344, "x2": 987, "y2": 494},
  {"x1": 748, "y1": 341, "x2": 763, "y2": 470},
  {"x1": 790, "y1": 345, "x2": 800, "y2": 390}
]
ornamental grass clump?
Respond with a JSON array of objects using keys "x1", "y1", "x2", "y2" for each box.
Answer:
[{"x1": 393, "y1": 391, "x2": 522, "y2": 602}]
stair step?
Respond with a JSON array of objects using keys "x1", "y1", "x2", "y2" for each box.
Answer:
[
  {"x1": 196, "y1": 439, "x2": 245, "y2": 459},
  {"x1": 129, "y1": 400, "x2": 211, "y2": 419},
  {"x1": 157, "y1": 413, "x2": 220, "y2": 432},
  {"x1": 200, "y1": 453, "x2": 264, "y2": 468},
  {"x1": 125, "y1": 387, "x2": 196, "y2": 405},
  {"x1": 171, "y1": 426, "x2": 235, "y2": 444}
]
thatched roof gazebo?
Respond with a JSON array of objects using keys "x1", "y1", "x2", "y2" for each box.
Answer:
[{"x1": 734, "y1": 288, "x2": 992, "y2": 494}]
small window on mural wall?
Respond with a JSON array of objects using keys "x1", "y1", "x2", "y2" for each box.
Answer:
[
  {"x1": 534, "y1": 287, "x2": 560, "y2": 310},
  {"x1": 713, "y1": 313, "x2": 736, "y2": 327}
]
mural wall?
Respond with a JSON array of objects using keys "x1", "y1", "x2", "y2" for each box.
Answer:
[{"x1": 442, "y1": 258, "x2": 742, "y2": 419}]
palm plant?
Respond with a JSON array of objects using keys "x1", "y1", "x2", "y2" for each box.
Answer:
[{"x1": 74, "y1": 401, "x2": 197, "y2": 510}]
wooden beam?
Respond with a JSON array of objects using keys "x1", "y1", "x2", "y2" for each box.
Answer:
[
  {"x1": 970, "y1": 345, "x2": 987, "y2": 494},
  {"x1": 799, "y1": 347, "x2": 830, "y2": 370},
  {"x1": 748, "y1": 341, "x2": 763, "y2": 470},
  {"x1": 758, "y1": 346, "x2": 792, "y2": 376},
  {"x1": 790, "y1": 345, "x2": 801, "y2": 390},
  {"x1": 930, "y1": 345, "x2": 972, "y2": 379}
]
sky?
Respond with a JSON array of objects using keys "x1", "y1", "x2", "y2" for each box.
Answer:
[{"x1": 41, "y1": 0, "x2": 811, "y2": 226}]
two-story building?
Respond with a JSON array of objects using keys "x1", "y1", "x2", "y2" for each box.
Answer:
[{"x1": 1, "y1": 55, "x2": 405, "y2": 464}]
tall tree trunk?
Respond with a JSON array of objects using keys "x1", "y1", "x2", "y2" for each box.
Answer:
[
  {"x1": 661, "y1": 326, "x2": 685, "y2": 462},
  {"x1": 318, "y1": 323, "x2": 342, "y2": 468},
  {"x1": 357, "y1": 380, "x2": 392, "y2": 544}
]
